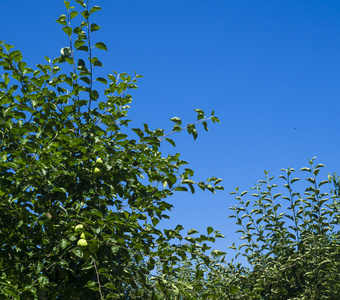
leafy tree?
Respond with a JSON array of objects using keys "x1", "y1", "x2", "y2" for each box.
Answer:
[
  {"x1": 226, "y1": 157, "x2": 340, "y2": 299},
  {"x1": 0, "y1": 1, "x2": 225, "y2": 299}
]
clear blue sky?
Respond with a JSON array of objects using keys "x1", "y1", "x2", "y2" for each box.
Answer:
[{"x1": 2, "y1": 0, "x2": 340, "y2": 263}]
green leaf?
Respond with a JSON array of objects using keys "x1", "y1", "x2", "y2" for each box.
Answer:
[
  {"x1": 207, "y1": 226, "x2": 213, "y2": 235},
  {"x1": 90, "y1": 6, "x2": 102, "y2": 13},
  {"x1": 81, "y1": 10, "x2": 90, "y2": 19},
  {"x1": 319, "y1": 180, "x2": 329, "y2": 187},
  {"x1": 188, "y1": 229, "x2": 199, "y2": 235},
  {"x1": 172, "y1": 124, "x2": 181, "y2": 132},
  {"x1": 76, "y1": 45, "x2": 89, "y2": 51},
  {"x1": 90, "y1": 23, "x2": 101, "y2": 31},
  {"x1": 78, "y1": 59, "x2": 85, "y2": 67},
  {"x1": 80, "y1": 76, "x2": 90, "y2": 84},
  {"x1": 316, "y1": 164, "x2": 325, "y2": 168},
  {"x1": 9, "y1": 50, "x2": 23, "y2": 62},
  {"x1": 38, "y1": 275, "x2": 49, "y2": 287},
  {"x1": 306, "y1": 177, "x2": 315, "y2": 184},
  {"x1": 72, "y1": 248, "x2": 82, "y2": 258},
  {"x1": 62, "y1": 26, "x2": 73, "y2": 36},
  {"x1": 60, "y1": 239, "x2": 69, "y2": 249},
  {"x1": 95, "y1": 77, "x2": 107, "y2": 84},
  {"x1": 93, "y1": 59, "x2": 103, "y2": 67},
  {"x1": 175, "y1": 187, "x2": 188, "y2": 192},
  {"x1": 273, "y1": 193, "x2": 282, "y2": 199},
  {"x1": 202, "y1": 121, "x2": 209, "y2": 131},
  {"x1": 70, "y1": 11, "x2": 78, "y2": 19},
  {"x1": 75, "y1": 0, "x2": 86, "y2": 8},
  {"x1": 165, "y1": 138, "x2": 176, "y2": 147},
  {"x1": 215, "y1": 233, "x2": 225, "y2": 238},
  {"x1": 90, "y1": 90, "x2": 99, "y2": 100},
  {"x1": 95, "y1": 42, "x2": 108, "y2": 51},
  {"x1": 170, "y1": 117, "x2": 182, "y2": 125},
  {"x1": 211, "y1": 249, "x2": 226, "y2": 256},
  {"x1": 291, "y1": 178, "x2": 300, "y2": 184},
  {"x1": 152, "y1": 217, "x2": 160, "y2": 226},
  {"x1": 191, "y1": 128, "x2": 198, "y2": 140},
  {"x1": 205, "y1": 184, "x2": 214, "y2": 193},
  {"x1": 74, "y1": 39, "x2": 85, "y2": 49},
  {"x1": 64, "y1": 1, "x2": 70, "y2": 9},
  {"x1": 56, "y1": 14, "x2": 67, "y2": 25},
  {"x1": 230, "y1": 286, "x2": 240, "y2": 294}
]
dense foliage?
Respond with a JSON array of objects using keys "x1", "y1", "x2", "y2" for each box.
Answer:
[
  {"x1": 0, "y1": 1, "x2": 224, "y2": 299},
  {"x1": 1, "y1": 1, "x2": 340, "y2": 299}
]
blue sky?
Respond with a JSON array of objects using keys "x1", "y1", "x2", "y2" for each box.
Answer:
[{"x1": 2, "y1": 0, "x2": 340, "y2": 263}]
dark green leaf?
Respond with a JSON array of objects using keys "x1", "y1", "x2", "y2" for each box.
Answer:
[
  {"x1": 95, "y1": 42, "x2": 108, "y2": 51},
  {"x1": 95, "y1": 77, "x2": 107, "y2": 84},
  {"x1": 90, "y1": 23, "x2": 101, "y2": 31}
]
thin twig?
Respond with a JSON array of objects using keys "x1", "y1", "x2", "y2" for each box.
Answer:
[{"x1": 93, "y1": 259, "x2": 103, "y2": 299}]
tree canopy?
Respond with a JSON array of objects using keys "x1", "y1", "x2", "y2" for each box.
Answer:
[{"x1": 0, "y1": 1, "x2": 225, "y2": 299}]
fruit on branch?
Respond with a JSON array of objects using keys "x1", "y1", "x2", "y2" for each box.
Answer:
[
  {"x1": 75, "y1": 224, "x2": 84, "y2": 233},
  {"x1": 93, "y1": 167, "x2": 102, "y2": 176},
  {"x1": 96, "y1": 157, "x2": 103, "y2": 165},
  {"x1": 77, "y1": 239, "x2": 88, "y2": 249}
]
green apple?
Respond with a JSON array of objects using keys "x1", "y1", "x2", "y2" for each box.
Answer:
[
  {"x1": 96, "y1": 157, "x2": 103, "y2": 165},
  {"x1": 93, "y1": 167, "x2": 102, "y2": 176},
  {"x1": 77, "y1": 239, "x2": 88, "y2": 249},
  {"x1": 80, "y1": 232, "x2": 86, "y2": 239},
  {"x1": 74, "y1": 224, "x2": 84, "y2": 233}
]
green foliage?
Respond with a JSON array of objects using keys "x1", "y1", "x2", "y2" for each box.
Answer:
[
  {"x1": 0, "y1": 1, "x2": 223, "y2": 299},
  {"x1": 227, "y1": 157, "x2": 340, "y2": 299},
  {"x1": 2, "y1": 1, "x2": 339, "y2": 299}
]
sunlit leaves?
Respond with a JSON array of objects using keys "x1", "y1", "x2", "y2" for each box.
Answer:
[
  {"x1": 170, "y1": 117, "x2": 182, "y2": 125},
  {"x1": 75, "y1": 0, "x2": 86, "y2": 8},
  {"x1": 56, "y1": 14, "x2": 67, "y2": 25}
]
